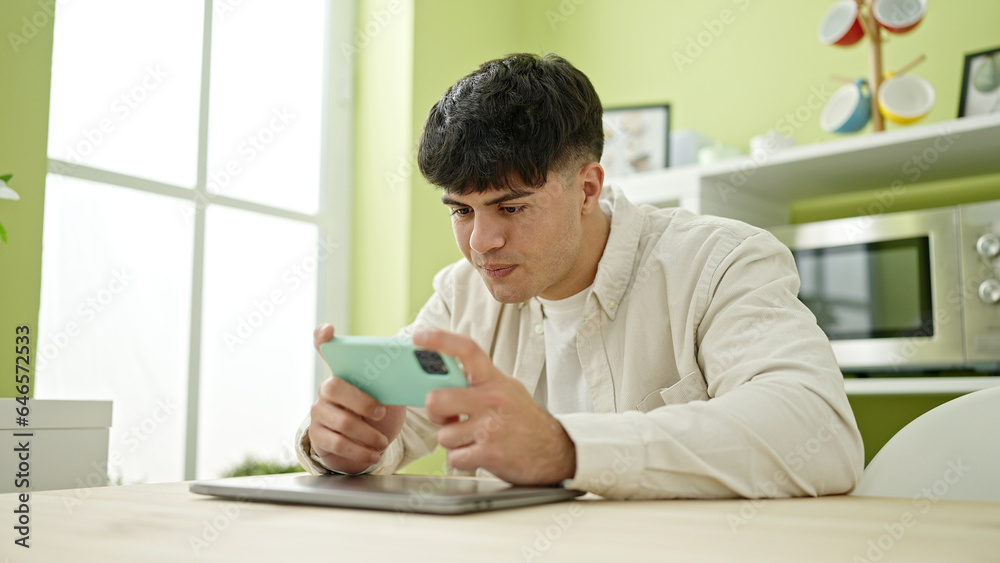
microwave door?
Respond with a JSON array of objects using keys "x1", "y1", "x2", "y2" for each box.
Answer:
[
  {"x1": 795, "y1": 237, "x2": 932, "y2": 341},
  {"x1": 772, "y1": 207, "x2": 966, "y2": 372}
]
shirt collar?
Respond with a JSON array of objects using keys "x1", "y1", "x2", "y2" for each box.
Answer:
[{"x1": 588, "y1": 186, "x2": 643, "y2": 320}]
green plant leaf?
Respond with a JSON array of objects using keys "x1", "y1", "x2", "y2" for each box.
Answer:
[
  {"x1": 0, "y1": 174, "x2": 12, "y2": 183},
  {"x1": 0, "y1": 220, "x2": 7, "y2": 245},
  {"x1": 221, "y1": 455, "x2": 304, "y2": 478}
]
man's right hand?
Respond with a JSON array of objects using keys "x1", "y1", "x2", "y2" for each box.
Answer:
[{"x1": 308, "y1": 324, "x2": 407, "y2": 474}]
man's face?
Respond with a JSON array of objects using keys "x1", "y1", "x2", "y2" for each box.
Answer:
[{"x1": 442, "y1": 169, "x2": 588, "y2": 303}]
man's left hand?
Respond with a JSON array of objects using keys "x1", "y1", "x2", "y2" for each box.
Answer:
[{"x1": 414, "y1": 329, "x2": 577, "y2": 486}]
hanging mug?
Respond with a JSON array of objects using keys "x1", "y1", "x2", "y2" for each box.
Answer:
[
  {"x1": 878, "y1": 74, "x2": 935, "y2": 125},
  {"x1": 818, "y1": 1, "x2": 865, "y2": 46},
  {"x1": 872, "y1": 0, "x2": 927, "y2": 34},
  {"x1": 821, "y1": 79, "x2": 871, "y2": 134}
]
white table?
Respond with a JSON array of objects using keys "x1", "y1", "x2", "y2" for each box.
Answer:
[{"x1": 2, "y1": 478, "x2": 999, "y2": 562}]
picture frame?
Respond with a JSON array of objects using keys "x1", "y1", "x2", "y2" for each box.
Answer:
[
  {"x1": 958, "y1": 46, "x2": 1000, "y2": 118},
  {"x1": 600, "y1": 104, "x2": 670, "y2": 177}
]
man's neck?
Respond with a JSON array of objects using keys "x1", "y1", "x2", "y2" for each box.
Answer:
[{"x1": 540, "y1": 205, "x2": 612, "y2": 300}]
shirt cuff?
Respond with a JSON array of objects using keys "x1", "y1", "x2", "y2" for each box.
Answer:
[{"x1": 555, "y1": 412, "x2": 646, "y2": 499}]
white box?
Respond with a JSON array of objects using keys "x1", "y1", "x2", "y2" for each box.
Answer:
[{"x1": 1, "y1": 399, "x2": 112, "y2": 493}]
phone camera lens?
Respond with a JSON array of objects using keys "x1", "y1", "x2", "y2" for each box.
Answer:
[{"x1": 414, "y1": 350, "x2": 449, "y2": 374}]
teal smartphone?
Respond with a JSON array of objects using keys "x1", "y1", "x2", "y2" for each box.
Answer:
[{"x1": 317, "y1": 336, "x2": 467, "y2": 406}]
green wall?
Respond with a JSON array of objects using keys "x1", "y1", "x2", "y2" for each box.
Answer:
[
  {"x1": 350, "y1": 0, "x2": 416, "y2": 337},
  {"x1": 0, "y1": 0, "x2": 55, "y2": 398},
  {"x1": 849, "y1": 393, "x2": 962, "y2": 466}
]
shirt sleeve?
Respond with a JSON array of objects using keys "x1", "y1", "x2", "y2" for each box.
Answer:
[{"x1": 557, "y1": 231, "x2": 865, "y2": 500}]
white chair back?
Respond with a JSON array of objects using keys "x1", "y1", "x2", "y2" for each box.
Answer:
[{"x1": 853, "y1": 385, "x2": 1000, "y2": 502}]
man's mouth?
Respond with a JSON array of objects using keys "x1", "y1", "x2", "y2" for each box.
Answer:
[{"x1": 481, "y1": 264, "x2": 516, "y2": 279}]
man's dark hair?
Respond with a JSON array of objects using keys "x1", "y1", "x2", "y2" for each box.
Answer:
[{"x1": 417, "y1": 53, "x2": 603, "y2": 193}]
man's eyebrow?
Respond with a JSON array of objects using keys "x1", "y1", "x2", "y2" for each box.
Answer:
[{"x1": 441, "y1": 188, "x2": 536, "y2": 207}]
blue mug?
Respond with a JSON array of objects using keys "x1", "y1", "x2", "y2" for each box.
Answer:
[{"x1": 821, "y1": 79, "x2": 871, "y2": 134}]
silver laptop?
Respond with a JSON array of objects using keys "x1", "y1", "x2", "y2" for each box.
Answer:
[{"x1": 190, "y1": 473, "x2": 584, "y2": 515}]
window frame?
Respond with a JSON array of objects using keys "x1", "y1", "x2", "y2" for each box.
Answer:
[{"x1": 44, "y1": 0, "x2": 353, "y2": 480}]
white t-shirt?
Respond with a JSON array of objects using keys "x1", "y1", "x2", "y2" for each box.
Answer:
[{"x1": 534, "y1": 286, "x2": 594, "y2": 415}]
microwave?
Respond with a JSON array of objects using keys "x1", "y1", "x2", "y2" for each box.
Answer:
[{"x1": 769, "y1": 199, "x2": 1000, "y2": 373}]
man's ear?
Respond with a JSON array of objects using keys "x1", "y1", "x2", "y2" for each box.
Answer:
[{"x1": 579, "y1": 161, "x2": 604, "y2": 215}]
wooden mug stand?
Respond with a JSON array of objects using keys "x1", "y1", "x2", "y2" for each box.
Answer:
[{"x1": 832, "y1": 0, "x2": 926, "y2": 133}]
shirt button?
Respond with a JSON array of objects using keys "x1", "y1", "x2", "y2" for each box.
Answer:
[
  {"x1": 608, "y1": 300, "x2": 617, "y2": 310},
  {"x1": 534, "y1": 324, "x2": 544, "y2": 335}
]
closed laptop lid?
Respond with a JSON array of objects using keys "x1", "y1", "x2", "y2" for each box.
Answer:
[{"x1": 190, "y1": 473, "x2": 584, "y2": 515}]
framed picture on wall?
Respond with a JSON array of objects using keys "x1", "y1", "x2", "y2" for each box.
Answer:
[
  {"x1": 958, "y1": 46, "x2": 1000, "y2": 117},
  {"x1": 600, "y1": 104, "x2": 670, "y2": 177}
]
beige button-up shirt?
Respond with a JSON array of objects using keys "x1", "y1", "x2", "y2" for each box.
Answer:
[{"x1": 296, "y1": 187, "x2": 865, "y2": 500}]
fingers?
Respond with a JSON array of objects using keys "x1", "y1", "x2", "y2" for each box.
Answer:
[
  {"x1": 412, "y1": 329, "x2": 493, "y2": 385},
  {"x1": 310, "y1": 403, "x2": 389, "y2": 462},
  {"x1": 318, "y1": 375, "x2": 387, "y2": 422},
  {"x1": 313, "y1": 323, "x2": 334, "y2": 352},
  {"x1": 310, "y1": 376, "x2": 392, "y2": 468},
  {"x1": 425, "y1": 387, "x2": 479, "y2": 425},
  {"x1": 446, "y1": 445, "x2": 482, "y2": 473},
  {"x1": 439, "y1": 430, "x2": 498, "y2": 474},
  {"x1": 436, "y1": 420, "x2": 486, "y2": 473},
  {"x1": 435, "y1": 417, "x2": 480, "y2": 450}
]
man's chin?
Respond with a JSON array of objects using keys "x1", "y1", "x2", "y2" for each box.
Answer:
[{"x1": 480, "y1": 275, "x2": 533, "y2": 304}]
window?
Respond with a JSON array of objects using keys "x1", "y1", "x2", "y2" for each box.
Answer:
[{"x1": 39, "y1": 0, "x2": 352, "y2": 483}]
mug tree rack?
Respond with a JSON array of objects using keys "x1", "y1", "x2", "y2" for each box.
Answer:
[{"x1": 823, "y1": 0, "x2": 927, "y2": 132}]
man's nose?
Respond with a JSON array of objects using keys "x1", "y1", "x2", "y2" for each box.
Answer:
[{"x1": 469, "y1": 213, "x2": 505, "y2": 254}]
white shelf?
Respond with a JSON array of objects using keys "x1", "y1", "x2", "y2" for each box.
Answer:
[
  {"x1": 614, "y1": 113, "x2": 1000, "y2": 226},
  {"x1": 700, "y1": 113, "x2": 1000, "y2": 201},
  {"x1": 844, "y1": 377, "x2": 1000, "y2": 396}
]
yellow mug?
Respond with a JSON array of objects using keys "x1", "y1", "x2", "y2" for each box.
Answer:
[{"x1": 878, "y1": 73, "x2": 935, "y2": 125}]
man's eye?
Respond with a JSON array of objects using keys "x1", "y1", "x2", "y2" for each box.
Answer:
[
  {"x1": 450, "y1": 207, "x2": 470, "y2": 217},
  {"x1": 500, "y1": 206, "x2": 523, "y2": 215}
]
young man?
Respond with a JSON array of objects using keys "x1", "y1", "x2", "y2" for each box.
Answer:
[{"x1": 295, "y1": 53, "x2": 864, "y2": 499}]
